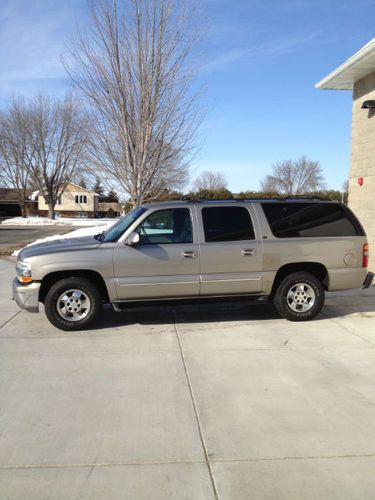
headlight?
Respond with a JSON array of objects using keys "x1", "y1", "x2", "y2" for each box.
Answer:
[{"x1": 16, "y1": 260, "x2": 33, "y2": 284}]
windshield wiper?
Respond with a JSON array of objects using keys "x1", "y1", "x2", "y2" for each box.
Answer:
[{"x1": 94, "y1": 231, "x2": 105, "y2": 242}]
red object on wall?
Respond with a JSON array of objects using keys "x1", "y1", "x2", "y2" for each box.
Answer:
[{"x1": 358, "y1": 177, "x2": 364, "y2": 186}]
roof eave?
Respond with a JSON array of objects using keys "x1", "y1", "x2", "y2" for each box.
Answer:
[{"x1": 315, "y1": 38, "x2": 375, "y2": 91}]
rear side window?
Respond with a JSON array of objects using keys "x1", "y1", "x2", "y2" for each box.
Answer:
[
  {"x1": 262, "y1": 202, "x2": 365, "y2": 238},
  {"x1": 202, "y1": 206, "x2": 255, "y2": 242}
]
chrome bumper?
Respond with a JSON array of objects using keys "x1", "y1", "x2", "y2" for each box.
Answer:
[
  {"x1": 362, "y1": 272, "x2": 374, "y2": 289},
  {"x1": 12, "y1": 278, "x2": 40, "y2": 313}
]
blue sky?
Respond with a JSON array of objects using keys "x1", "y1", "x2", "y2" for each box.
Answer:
[{"x1": 1, "y1": 0, "x2": 375, "y2": 192}]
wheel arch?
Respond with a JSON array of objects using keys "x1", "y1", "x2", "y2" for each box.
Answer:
[
  {"x1": 39, "y1": 270, "x2": 110, "y2": 303},
  {"x1": 270, "y1": 262, "x2": 329, "y2": 297}
]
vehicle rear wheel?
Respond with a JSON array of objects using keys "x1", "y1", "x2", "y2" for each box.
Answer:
[
  {"x1": 273, "y1": 272, "x2": 325, "y2": 321},
  {"x1": 44, "y1": 277, "x2": 102, "y2": 331}
]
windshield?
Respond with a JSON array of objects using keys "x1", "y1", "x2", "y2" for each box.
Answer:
[{"x1": 101, "y1": 207, "x2": 147, "y2": 242}]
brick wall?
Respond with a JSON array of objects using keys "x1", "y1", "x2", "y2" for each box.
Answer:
[{"x1": 349, "y1": 71, "x2": 375, "y2": 270}]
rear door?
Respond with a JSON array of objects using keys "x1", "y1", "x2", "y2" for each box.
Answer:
[
  {"x1": 197, "y1": 204, "x2": 263, "y2": 295},
  {"x1": 113, "y1": 206, "x2": 200, "y2": 300}
]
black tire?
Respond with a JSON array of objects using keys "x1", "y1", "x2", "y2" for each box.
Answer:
[
  {"x1": 44, "y1": 277, "x2": 102, "y2": 331},
  {"x1": 273, "y1": 272, "x2": 325, "y2": 322}
]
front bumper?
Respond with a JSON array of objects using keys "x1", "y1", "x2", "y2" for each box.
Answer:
[
  {"x1": 12, "y1": 278, "x2": 40, "y2": 313},
  {"x1": 362, "y1": 272, "x2": 375, "y2": 289}
]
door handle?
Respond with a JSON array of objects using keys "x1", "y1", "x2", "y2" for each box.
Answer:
[
  {"x1": 182, "y1": 250, "x2": 197, "y2": 258},
  {"x1": 241, "y1": 249, "x2": 256, "y2": 256}
]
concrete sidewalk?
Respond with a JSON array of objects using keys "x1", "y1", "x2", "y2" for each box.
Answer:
[{"x1": 1, "y1": 257, "x2": 375, "y2": 499}]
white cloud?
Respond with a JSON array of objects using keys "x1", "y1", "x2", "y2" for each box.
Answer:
[
  {"x1": 204, "y1": 32, "x2": 320, "y2": 72},
  {"x1": 0, "y1": 0, "x2": 85, "y2": 99}
]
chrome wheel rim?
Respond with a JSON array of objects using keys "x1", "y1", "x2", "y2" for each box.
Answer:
[
  {"x1": 287, "y1": 283, "x2": 315, "y2": 313},
  {"x1": 57, "y1": 289, "x2": 91, "y2": 322}
]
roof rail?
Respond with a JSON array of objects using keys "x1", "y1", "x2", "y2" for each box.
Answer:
[
  {"x1": 144, "y1": 197, "x2": 333, "y2": 204},
  {"x1": 181, "y1": 197, "x2": 324, "y2": 203},
  {"x1": 282, "y1": 196, "x2": 323, "y2": 201}
]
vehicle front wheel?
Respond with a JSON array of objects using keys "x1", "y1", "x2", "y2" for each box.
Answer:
[
  {"x1": 273, "y1": 272, "x2": 325, "y2": 321},
  {"x1": 44, "y1": 277, "x2": 102, "y2": 331}
]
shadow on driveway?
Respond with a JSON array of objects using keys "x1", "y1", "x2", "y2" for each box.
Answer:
[
  {"x1": 91, "y1": 301, "x2": 306, "y2": 330},
  {"x1": 88, "y1": 286, "x2": 375, "y2": 330}
]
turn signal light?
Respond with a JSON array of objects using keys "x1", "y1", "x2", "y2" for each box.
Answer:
[
  {"x1": 18, "y1": 276, "x2": 33, "y2": 284},
  {"x1": 363, "y1": 243, "x2": 369, "y2": 268}
]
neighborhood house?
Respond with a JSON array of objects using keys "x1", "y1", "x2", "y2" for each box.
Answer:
[
  {"x1": 0, "y1": 189, "x2": 36, "y2": 218},
  {"x1": 0, "y1": 189, "x2": 23, "y2": 217},
  {"x1": 36, "y1": 182, "x2": 122, "y2": 218},
  {"x1": 1, "y1": 183, "x2": 123, "y2": 219},
  {"x1": 38, "y1": 183, "x2": 99, "y2": 218}
]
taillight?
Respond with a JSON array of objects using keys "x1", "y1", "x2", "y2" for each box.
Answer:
[{"x1": 363, "y1": 243, "x2": 369, "y2": 268}]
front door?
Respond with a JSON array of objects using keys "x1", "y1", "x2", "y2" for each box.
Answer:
[
  {"x1": 197, "y1": 204, "x2": 263, "y2": 295},
  {"x1": 113, "y1": 206, "x2": 200, "y2": 300}
]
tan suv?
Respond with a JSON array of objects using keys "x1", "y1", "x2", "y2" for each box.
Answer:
[{"x1": 12, "y1": 199, "x2": 373, "y2": 330}]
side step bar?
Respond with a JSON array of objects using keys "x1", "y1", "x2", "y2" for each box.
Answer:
[{"x1": 112, "y1": 294, "x2": 268, "y2": 311}]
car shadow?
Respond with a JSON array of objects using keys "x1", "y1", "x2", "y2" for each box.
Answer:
[
  {"x1": 92, "y1": 300, "x2": 296, "y2": 330},
  {"x1": 90, "y1": 286, "x2": 375, "y2": 330},
  {"x1": 322, "y1": 286, "x2": 375, "y2": 319}
]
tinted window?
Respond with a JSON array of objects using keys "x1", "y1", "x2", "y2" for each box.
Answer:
[
  {"x1": 262, "y1": 202, "x2": 364, "y2": 238},
  {"x1": 202, "y1": 206, "x2": 255, "y2": 242},
  {"x1": 137, "y1": 208, "x2": 193, "y2": 244}
]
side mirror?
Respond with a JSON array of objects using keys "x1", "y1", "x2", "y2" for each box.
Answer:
[{"x1": 126, "y1": 231, "x2": 140, "y2": 246}]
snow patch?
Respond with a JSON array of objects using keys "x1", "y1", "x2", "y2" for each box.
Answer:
[
  {"x1": 12, "y1": 220, "x2": 116, "y2": 257},
  {"x1": 2, "y1": 216, "x2": 118, "y2": 226},
  {"x1": 29, "y1": 191, "x2": 39, "y2": 201}
]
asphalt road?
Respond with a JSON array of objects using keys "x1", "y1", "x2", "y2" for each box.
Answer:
[
  {"x1": 0, "y1": 225, "x2": 87, "y2": 250},
  {"x1": 1, "y1": 257, "x2": 375, "y2": 499}
]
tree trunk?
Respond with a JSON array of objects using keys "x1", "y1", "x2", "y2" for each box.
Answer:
[
  {"x1": 20, "y1": 204, "x2": 27, "y2": 218},
  {"x1": 48, "y1": 205, "x2": 55, "y2": 220}
]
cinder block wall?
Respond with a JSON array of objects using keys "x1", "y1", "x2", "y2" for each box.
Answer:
[{"x1": 349, "y1": 71, "x2": 375, "y2": 270}]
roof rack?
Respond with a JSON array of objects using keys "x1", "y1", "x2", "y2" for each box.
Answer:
[
  {"x1": 278, "y1": 197, "x2": 323, "y2": 201},
  {"x1": 181, "y1": 197, "x2": 324, "y2": 203},
  {"x1": 143, "y1": 197, "x2": 333, "y2": 205}
]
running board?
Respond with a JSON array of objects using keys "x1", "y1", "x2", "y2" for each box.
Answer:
[{"x1": 112, "y1": 294, "x2": 268, "y2": 311}]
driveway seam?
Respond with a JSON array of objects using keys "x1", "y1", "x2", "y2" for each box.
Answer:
[
  {"x1": 211, "y1": 452, "x2": 375, "y2": 463},
  {"x1": 171, "y1": 308, "x2": 220, "y2": 500},
  {"x1": 2, "y1": 453, "x2": 375, "y2": 470},
  {"x1": 320, "y1": 311, "x2": 375, "y2": 346},
  {"x1": 0, "y1": 310, "x2": 21, "y2": 331},
  {"x1": 0, "y1": 460, "x2": 206, "y2": 470}
]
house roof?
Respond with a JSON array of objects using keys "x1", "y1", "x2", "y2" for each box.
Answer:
[
  {"x1": 32, "y1": 182, "x2": 99, "y2": 199},
  {"x1": 316, "y1": 38, "x2": 375, "y2": 90},
  {"x1": 64, "y1": 182, "x2": 96, "y2": 194},
  {"x1": 0, "y1": 188, "x2": 37, "y2": 203},
  {"x1": 0, "y1": 188, "x2": 18, "y2": 202}
]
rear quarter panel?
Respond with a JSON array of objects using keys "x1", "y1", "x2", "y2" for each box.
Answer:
[{"x1": 253, "y1": 204, "x2": 367, "y2": 292}]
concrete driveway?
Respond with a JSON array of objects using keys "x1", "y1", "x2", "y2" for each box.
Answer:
[{"x1": 1, "y1": 257, "x2": 375, "y2": 499}]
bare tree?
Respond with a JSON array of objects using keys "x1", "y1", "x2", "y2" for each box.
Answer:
[
  {"x1": 66, "y1": 0, "x2": 203, "y2": 206},
  {"x1": 192, "y1": 170, "x2": 228, "y2": 191},
  {"x1": 0, "y1": 99, "x2": 32, "y2": 217},
  {"x1": 261, "y1": 157, "x2": 326, "y2": 195},
  {"x1": 26, "y1": 94, "x2": 88, "y2": 219},
  {"x1": 342, "y1": 179, "x2": 349, "y2": 205}
]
